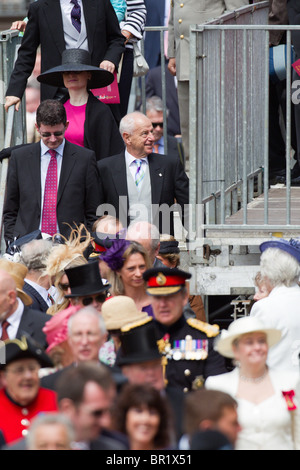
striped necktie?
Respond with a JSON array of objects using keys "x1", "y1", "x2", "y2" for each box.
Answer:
[
  {"x1": 41, "y1": 149, "x2": 58, "y2": 236},
  {"x1": 70, "y1": 0, "x2": 81, "y2": 33},
  {"x1": 133, "y1": 159, "x2": 145, "y2": 190}
]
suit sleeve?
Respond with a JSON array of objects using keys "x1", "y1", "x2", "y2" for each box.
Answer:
[
  {"x1": 6, "y1": 2, "x2": 40, "y2": 99},
  {"x1": 103, "y1": 0, "x2": 126, "y2": 67},
  {"x1": 173, "y1": 158, "x2": 189, "y2": 232},
  {"x1": 84, "y1": 152, "x2": 101, "y2": 231},
  {"x1": 3, "y1": 153, "x2": 20, "y2": 244}
]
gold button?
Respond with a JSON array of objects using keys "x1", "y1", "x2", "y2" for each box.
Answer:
[
  {"x1": 183, "y1": 387, "x2": 189, "y2": 393},
  {"x1": 21, "y1": 408, "x2": 29, "y2": 416},
  {"x1": 180, "y1": 35, "x2": 184, "y2": 39},
  {"x1": 184, "y1": 369, "x2": 191, "y2": 376},
  {"x1": 178, "y1": 19, "x2": 182, "y2": 23},
  {"x1": 22, "y1": 429, "x2": 28, "y2": 436},
  {"x1": 180, "y1": 3, "x2": 184, "y2": 7}
]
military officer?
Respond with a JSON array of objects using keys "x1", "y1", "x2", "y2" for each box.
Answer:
[
  {"x1": 167, "y1": 0, "x2": 249, "y2": 165},
  {"x1": 143, "y1": 266, "x2": 227, "y2": 392}
]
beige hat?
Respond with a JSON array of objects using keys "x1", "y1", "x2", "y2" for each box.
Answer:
[
  {"x1": 101, "y1": 296, "x2": 149, "y2": 330},
  {"x1": 0, "y1": 258, "x2": 33, "y2": 306},
  {"x1": 214, "y1": 316, "x2": 282, "y2": 358}
]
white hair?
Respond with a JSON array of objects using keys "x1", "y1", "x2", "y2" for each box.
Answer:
[
  {"x1": 260, "y1": 248, "x2": 300, "y2": 287},
  {"x1": 26, "y1": 413, "x2": 75, "y2": 450},
  {"x1": 68, "y1": 306, "x2": 107, "y2": 337},
  {"x1": 119, "y1": 111, "x2": 150, "y2": 136}
]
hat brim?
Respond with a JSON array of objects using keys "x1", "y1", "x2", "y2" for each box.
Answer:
[
  {"x1": 260, "y1": 240, "x2": 300, "y2": 262},
  {"x1": 64, "y1": 283, "x2": 111, "y2": 298},
  {"x1": 215, "y1": 327, "x2": 282, "y2": 358},
  {"x1": 146, "y1": 285, "x2": 184, "y2": 296},
  {"x1": 17, "y1": 288, "x2": 33, "y2": 307},
  {"x1": 37, "y1": 66, "x2": 114, "y2": 89}
]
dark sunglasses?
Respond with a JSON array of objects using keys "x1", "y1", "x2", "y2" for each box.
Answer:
[
  {"x1": 91, "y1": 408, "x2": 110, "y2": 418},
  {"x1": 59, "y1": 283, "x2": 70, "y2": 292},
  {"x1": 152, "y1": 122, "x2": 163, "y2": 128},
  {"x1": 81, "y1": 294, "x2": 107, "y2": 306},
  {"x1": 40, "y1": 131, "x2": 64, "y2": 137}
]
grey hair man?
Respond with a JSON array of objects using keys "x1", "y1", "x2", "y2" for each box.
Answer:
[{"x1": 20, "y1": 239, "x2": 54, "y2": 312}]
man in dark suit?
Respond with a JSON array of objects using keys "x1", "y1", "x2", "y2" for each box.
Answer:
[
  {"x1": 97, "y1": 111, "x2": 189, "y2": 236},
  {"x1": 146, "y1": 64, "x2": 181, "y2": 137},
  {"x1": 0, "y1": 260, "x2": 52, "y2": 349},
  {"x1": 144, "y1": 0, "x2": 166, "y2": 69},
  {"x1": 3, "y1": 99, "x2": 100, "y2": 245},
  {"x1": 5, "y1": 0, "x2": 125, "y2": 111},
  {"x1": 145, "y1": 95, "x2": 184, "y2": 164}
]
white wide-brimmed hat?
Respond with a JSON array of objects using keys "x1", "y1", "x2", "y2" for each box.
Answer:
[{"x1": 214, "y1": 316, "x2": 282, "y2": 358}]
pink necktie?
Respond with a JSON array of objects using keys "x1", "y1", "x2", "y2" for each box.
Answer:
[{"x1": 41, "y1": 150, "x2": 58, "y2": 236}]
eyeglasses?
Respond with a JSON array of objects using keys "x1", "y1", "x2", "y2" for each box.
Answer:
[
  {"x1": 39, "y1": 131, "x2": 64, "y2": 138},
  {"x1": 152, "y1": 122, "x2": 163, "y2": 129},
  {"x1": 59, "y1": 283, "x2": 70, "y2": 292},
  {"x1": 5, "y1": 363, "x2": 40, "y2": 376},
  {"x1": 81, "y1": 294, "x2": 107, "y2": 306},
  {"x1": 90, "y1": 408, "x2": 110, "y2": 418}
]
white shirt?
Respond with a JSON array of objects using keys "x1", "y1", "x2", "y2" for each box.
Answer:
[
  {"x1": 0, "y1": 298, "x2": 24, "y2": 340},
  {"x1": 25, "y1": 279, "x2": 52, "y2": 307},
  {"x1": 40, "y1": 140, "x2": 65, "y2": 233},
  {"x1": 125, "y1": 149, "x2": 149, "y2": 189},
  {"x1": 60, "y1": 0, "x2": 88, "y2": 50},
  {"x1": 250, "y1": 284, "x2": 300, "y2": 372}
]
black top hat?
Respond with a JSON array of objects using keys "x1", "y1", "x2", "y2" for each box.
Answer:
[
  {"x1": 37, "y1": 48, "x2": 114, "y2": 89},
  {"x1": 0, "y1": 335, "x2": 53, "y2": 370},
  {"x1": 64, "y1": 260, "x2": 111, "y2": 297},
  {"x1": 115, "y1": 318, "x2": 162, "y2": 367},
  {"x1": 143, "y1": 266, "x2": 191, "y2": 296},
  {"x1": 159, "y1": 240, "x2": 180, "y2": 254}
]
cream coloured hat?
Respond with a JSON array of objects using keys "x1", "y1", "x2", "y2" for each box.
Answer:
[
  {"x1": 214, "y1": 316, "x2": 282, "y2": 358},
  {"x1": 101, "y1": 295, "x2": 149, "y2": 330}
]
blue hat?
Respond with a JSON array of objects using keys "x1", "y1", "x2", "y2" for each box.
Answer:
[{"x1": 260, "y1": 238, "x2": 300, "y2": 262}]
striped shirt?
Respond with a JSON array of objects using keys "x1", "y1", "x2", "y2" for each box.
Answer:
[{"x1": 120, "y1": 0, "x2": 147, "y2": 49}]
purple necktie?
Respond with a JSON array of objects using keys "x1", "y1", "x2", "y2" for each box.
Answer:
[
  {"x1": 41, "y1": 149, "x2": 58, "y2": 236},
  {"x1": 70, "y1": 0, "x2": 81, "y2": 33}
]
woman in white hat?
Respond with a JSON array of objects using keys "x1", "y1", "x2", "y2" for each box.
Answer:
[{"x1": 205, "y1": 316, "x2": 300, "y2": 450}]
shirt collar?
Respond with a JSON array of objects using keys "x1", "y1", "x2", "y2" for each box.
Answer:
[
  {"x1": 125, "y1": 149, "x2": 148, "y2": 166},
  {"x1": 40, "y1": 140, "x2": 65, "y2": 158}
]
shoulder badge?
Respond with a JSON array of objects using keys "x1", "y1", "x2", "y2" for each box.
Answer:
[{"x1": 187, "y1": 318, "x2": 220, "y2": 337}]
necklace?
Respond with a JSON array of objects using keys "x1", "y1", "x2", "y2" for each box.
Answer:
[{"x1": 239, "y1": 367, "x2": 268, "y2": 383}]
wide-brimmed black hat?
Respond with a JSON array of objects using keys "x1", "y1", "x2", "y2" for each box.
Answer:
[
  {"x1": 116, "y1": 318, "x2": 162, "y2": 366},
  {"x1": 143, "y1": 266, "x2": 191, "y2": 296},
  {"x1": 37, "y1": 48, "x2": 114, "y2": 89},
  {"x1": 64, "y1": 260, "x2": 111, "y2": 298},
  {"x1": 0, "y1": 335, "x2": 53, "y2": 370}
]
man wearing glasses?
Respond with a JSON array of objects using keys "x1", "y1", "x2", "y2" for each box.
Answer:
[{"x1": 3, "y1": 99, "x2": 100, "y2": 246}]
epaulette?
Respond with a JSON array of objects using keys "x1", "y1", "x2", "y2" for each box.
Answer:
[
  {"x1": 121, "y1": 316, "x2": 152, "y2": 333},
  {"x1": 187, "y1": 318, "x2": 220, "y2": 337}
]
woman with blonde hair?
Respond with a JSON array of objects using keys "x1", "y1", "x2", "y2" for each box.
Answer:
[
  {"x1": 100, "y1": 239, "x2": 153, "y2": 315},
  {"x1": 45, "y1": 224, "x2": 91, "y2": 314}
]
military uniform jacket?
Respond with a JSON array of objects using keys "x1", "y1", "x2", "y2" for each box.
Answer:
[
  {"x1": 0, "y1": 388, "x2": 58, "y2": 444},
  {"x1": 154, "y1": 316, "x2": 227, "y2": 393},
  {"x1": 168, "y1": 0, "x2": 249, "y2": 81}
]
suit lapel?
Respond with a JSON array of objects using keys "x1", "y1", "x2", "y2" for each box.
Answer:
[
  {"x1": 148, "y1": 154, "x2": 164, "y2": 204},
  {"x1": 42, "y1": 0, "x2": 65, "y2": 55},
  {"x1": 111, "y1": 153, "x2": 129, "y2": 199},
  {"x1": 28, "y1": 143, "x2": 42, "y2": 211},
  {"x1": 57, "y1": 142, "x2": 77, "y2": 203},
  {"x1": 82, "y1": 0, "x2": 97, "y2": 55}
]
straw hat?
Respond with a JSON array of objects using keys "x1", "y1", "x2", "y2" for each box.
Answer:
[
  {"x1": 37, "y1": 48, "x2": 114, "y2": 89},
  {"x1": 214, "y1": 316, "x2": 282, "y2": 358},
  {"x1": 0, "y1": 258, "x2": 32, "y2": 306},
  {"x1": 101, "y1": 296, "x2": 149, "y2": 330}
]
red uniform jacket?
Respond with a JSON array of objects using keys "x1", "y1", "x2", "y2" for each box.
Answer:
[{"x1": 0, "y1": 387, "x2": 58, "y2": 444}]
